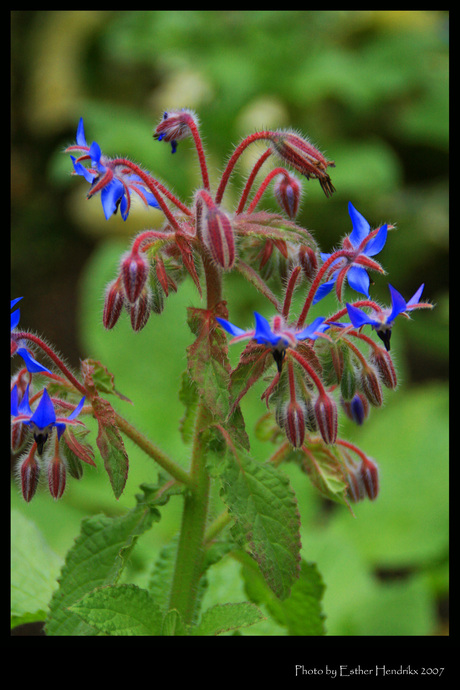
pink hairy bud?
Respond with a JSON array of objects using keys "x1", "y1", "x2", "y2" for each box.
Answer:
[
  {"x1": 314, "y1": 393, "x2": 338, "y2": 445},
  {"x1": 360, "y1": 457, "x2": 379, "y2": 500},
  {"x1": 360, "y1": 365, "x2": 383, "y2": 407},
  {"x1": 273, "y1": 172, "x2": 302, "y2": 219},
  {"x1": 18, "y1": 448, "x2": 40, "y2": 502},
  {"x1": 369, "y1": 348, "x2": 397, "y2": 390},
  {"x1": 283, "y1": 400, "x2": 306, "y2": 448},
  {"x1": 298, "y1": 245, "x2": 318, "y2": 281},
  {"x1": 47, "y1": 452, "x2": 67, "y2": 500},
  {"x1": 129, "y1": 287, "x2": 151, "y2": 332},
  {"x1": 120, "y1": 248, "x2": 150, "y2": 304},
  {"x1": 269, "y1": 131, "x2": 336, "y2": 198},
  {"x1": 197, "y1": 191, "x2": 236, "y2": 270},
  {"x1": 103, "y1": 278, "x2": 125, "y2": 330}
]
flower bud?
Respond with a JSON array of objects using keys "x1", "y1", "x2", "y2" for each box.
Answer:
[
  {"x1": 197, "y1": 192, "x2": 236, "y2": 270},
  {"x1": 269, "y1": 131, "x2": 335, "y2": 197},
  {"x1": 129, "y1": 287, "x2": 151, "y2": 332},
  {"x1": 369, "y1": 348, "x2": 397, "y2": 390},
  {"x1": 11, "y1": 421, "x2": 28, "y2": 453},
  {"x1": 345, "y1": 465, "x2": 366, "y2": 503},
  {"x1": 17, "y1": 449, "x2": 40, "y2": 503},
  {"x1": 153, "y1": 109, "x2": 198, "y2": 153},
  {"x1": 360, "y1": 457, "x2": 379, "y2": 500},
  {"x1": 120, "y1": 248, "x2": 150, "y2": 304},
  {"x1": 103, "y1": 279, "x2": 125, "y2": 330},
  {"x1": 47, "y1": 453, "x2": 67, "y2": 500},
  {"x1": 360, "y1": 366, "x2": 383, "y2": 407},
  {"x1": 314, "y1": 392, "x2": 338, "y2": 445},
  {"x1": 283, "y1": 400, "x2": 306, "y2": 448},
  {"x1": 341, "y1": 393, "x2": 369, "y2": 426},
  {"x1": 298, "y1": 245, "x2": 318, "y2": 282},
  {"x1": 273, "y1": 172, "x2": 302, "y2": 219}
]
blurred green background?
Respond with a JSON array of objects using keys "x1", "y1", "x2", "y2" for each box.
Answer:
[{"x1": 11, "y1": 11, "x2": 448, "y2": 636}]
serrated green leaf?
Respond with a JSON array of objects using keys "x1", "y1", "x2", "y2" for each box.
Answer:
[
  {"x1": 92, "y1": 396, "x2": 129, "y2": 499},
  {"x1": 70, "y1": 584, "x2": 163, "y2": 636},
  {"x1": 242, "y1": 555, "x2": 327, "y2": 635},
  {"x1": 215, "y1": 440, "x2": 301, "y2": 599},
  {"x1": 81, "y1": 358, "x2": 131, "y2": 401},
  {"x1": 191, "y1": 602, "x2": 265, "y2": 636},
  {"x1": 45, "y1": 502, "x2": 159, "y2": 636},
  {"x1": 11, "y1": 511, "x2": 63, "y2": 630},
  {"x1": 162, "y1": 608, "x2": 187, "y2": 636}
]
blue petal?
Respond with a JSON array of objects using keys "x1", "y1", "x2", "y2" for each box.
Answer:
[
  {"x1": 11, "y1": 297, "x2": 23, "y2": 310},
  {"x1": 348, "y1": 202, "x2": 371, "y2": 247},
  {"x1": 89, "y1": 141, "x2": 102, "y2": 166},
  {"x1": 76, "y1": 118, "x2": 87, "y2": 147},
  {"x1": 364, "y1": 223, "x2": 387, "y2": 257},
  {"x1": 11, "y1": 308, "x2": 21, "y2": 331},
  {"x1": 16, "y1": 347, "x2": 52, "y2": 374},
  {"x1": 101, "y1": 180, "x2": 125, "y2": 220},
  {"x1": 347, "y1": 265, "x2": 370, "y2": 297},
  {"x1": 253, "y1": 312, "x2": 280, "y2": 346},
  {"x1": 68, "y1": 396, "x2": 86, "y2": 420},
  {"x1": 346, "y1": 303, "x2": 379, "y2": 329},
  {"x1": 18, "y1": 384, "x2": 33, "y2": 416},
  {"x1": 387, "y1": 284, "x2": 408, "y2": 322},
  {"x1": 296, "y1": 316, "x2": 328, "y2": 341},
  {"x1": 312, "y1": 279, "x2": 335, "y2": 305},
  {"x1": 30, "y1": 389, "x2": 56, "y2": 430},
  {"x1": 71, "y1": 156, "x2": 95, "y2": 184},
  {"x1": 215, "y1": 317, "x2": 246, "y2": 338},
  {"x1": 11, "y1": 385, "x2": 19, "y2": 416},
  {"x1": 407, "y1": 283, "x2": 425, "y2": 308},
  {"x1": 55, "y1": 421, "x2": 67, "y2": 440}
]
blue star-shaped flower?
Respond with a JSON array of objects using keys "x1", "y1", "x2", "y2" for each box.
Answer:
[
  {"x1": 346, "y1": 283, "x2": 430, "y2": 351},
  {"x1": 11, "y1": 385, "x2": 86, "y2": 455},
  {"x1": 313, "y1": 202, "x2": 388, "y2": 304},
  {"x1": 216, "y1": 312, "x2": 329, "y2": 372}
]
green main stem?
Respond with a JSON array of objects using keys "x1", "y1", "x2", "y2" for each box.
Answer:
[{"x1": 167, "y1": 250, "x2": 222, "y2": 627}]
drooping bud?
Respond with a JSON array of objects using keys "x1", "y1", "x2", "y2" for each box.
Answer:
[
  {"x1": 283, "y1": 400, "x2": 306, "y2": 448},
  {"x1": 360, "y1": 457, "x2": 379, "y2": 500},
  {"x1": 298, "y1": 245, "x2": 318, "y2": 282},
  {"x1": 314, "y1": 392, "x2": 338, "y2": 445},
  {"x1": 341, "y1": 393, "x2": 369, "y2": 426},
  {"x1": 273, "y1": 172, "x2": 302, "y2": 219},
  {"x1": 197, "y1": 190, "x2": 236, "y2": 270},
  {"x1": 129, "y1": 287, "x2": 151, "y2": 332},
  {"x1": 17, "y1": 448, "x2": 40, "y2": 502},
  {"x1": 103, "y1": 278, "x2": 125, "y2": 330},
  {"x1": 269, "y1": 131, "x2": 336, "y2": 198},
  {"x1": 47, "y1": 451, "x2": 67, "y2": 500},
  {"x1": 120, "y1": 248, "x2": 150, "y2": 304},
  {"x1": 369, "y1": 348, "x2": 398, "y2": 390},
  {"x1": 345, "y1": 465, "x2": 366, "y2": 503},
  {"x1": 153, "y1": 109, "x2": 198, "y2": 153},
  {"x1": 360, "y1": 365, "x2": 383, "y2": 407}
]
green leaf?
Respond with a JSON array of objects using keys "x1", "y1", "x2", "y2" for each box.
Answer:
[
  {"x1": 242, "y1": 555, "x2": 327, "y2": 635},
  {"x1": 92, "y1": 396, "x2": 129, "y2": 499},
  {"x1": 69, "y1": 584, "x2": 163, "y2": 636},
  {"x1": 45, "y1": 502, "x2": 159, "y2": 636},
  {"x1": 214, "y1": 438, "x2": 301, "y2": 599},
  {"x1": 11, "y1": 511, "x2": 63, "y2": 629},
  {"x1": 81, "y1": 358, "x2": 132, "y2": 402},
  {"x1": 191, "y1": 602, "x2": 265, "y2": 636}
]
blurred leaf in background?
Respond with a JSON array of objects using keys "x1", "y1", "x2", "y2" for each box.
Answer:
[{"x1": 11, "y1": 10, "x2": 448, "y2": 635}]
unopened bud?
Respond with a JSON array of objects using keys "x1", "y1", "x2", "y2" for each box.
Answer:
[
  {"x1": 314, "y1": 393, "x2": 338, "y2": 445},
  {"x1": 17, "y1": 449, "x2": 40, "y2": 502},
  {"x1": 120, "y1": 248, "x2": 150, "y2": 304},
  {"x1": 197, "y1": 191, "x2": 236, "y2": 270},
  {"x1": 129, "y1": 287, "x2": 151, "y2": 331},
  {"x1": 153, "y1": 109, "x2": 198, "y2": 153},
  {"x1": 274, "y1": 172, "x2": 302, "y2": 219},
  {"x1": 341, "y1": 393, "x2": 369, "y2": 426},
  {"x1": 370, "y1": 348, "x2": 397, "y2": 390},
  {"x1": 360, "y1": 366, "x2": 383, "y2": 407},
  {"x1": 360, "y1": 457, "x2": 379, "y2": 500},
  {"x1": 283, "y1": 400, "x2": 306, "y2": 448},
  {"x1": 103, "y1": 279, "x2": 125, "y2": 330},
  {"x1": 298, "y1": 245, "x2": 318, "y2": 282},
  {"x1": 269, "y1": 131, "x2": 335, "y2": 198},
  {"x1": 345, "y1": 465, "x2": 366, "y2": 503},
  {"x1": 47, "y1": 453, "x2": 67, "y2": 500}
]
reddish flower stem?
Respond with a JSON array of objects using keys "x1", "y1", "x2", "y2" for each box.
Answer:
[
  {"x1": 297, "y1": 249, "x2": 351, "y2": 329},
  {"x1": 215, "y1": 131, "x2": 274, "y2": 205},
  {"x1": 247, "y1": 167, "x2": 290, "y2": 214},
  {"x1": 236, "y1": 148, "x2": 273, "y2": 213}
]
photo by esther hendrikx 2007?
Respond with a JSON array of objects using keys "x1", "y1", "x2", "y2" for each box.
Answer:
[{"x1": 11, "y1": 109, "x2": 433, "y2": 636}]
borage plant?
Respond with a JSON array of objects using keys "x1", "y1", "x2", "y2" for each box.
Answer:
[{"x1": 11, "y1": 110, "x2": 433, "y2": 636}]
